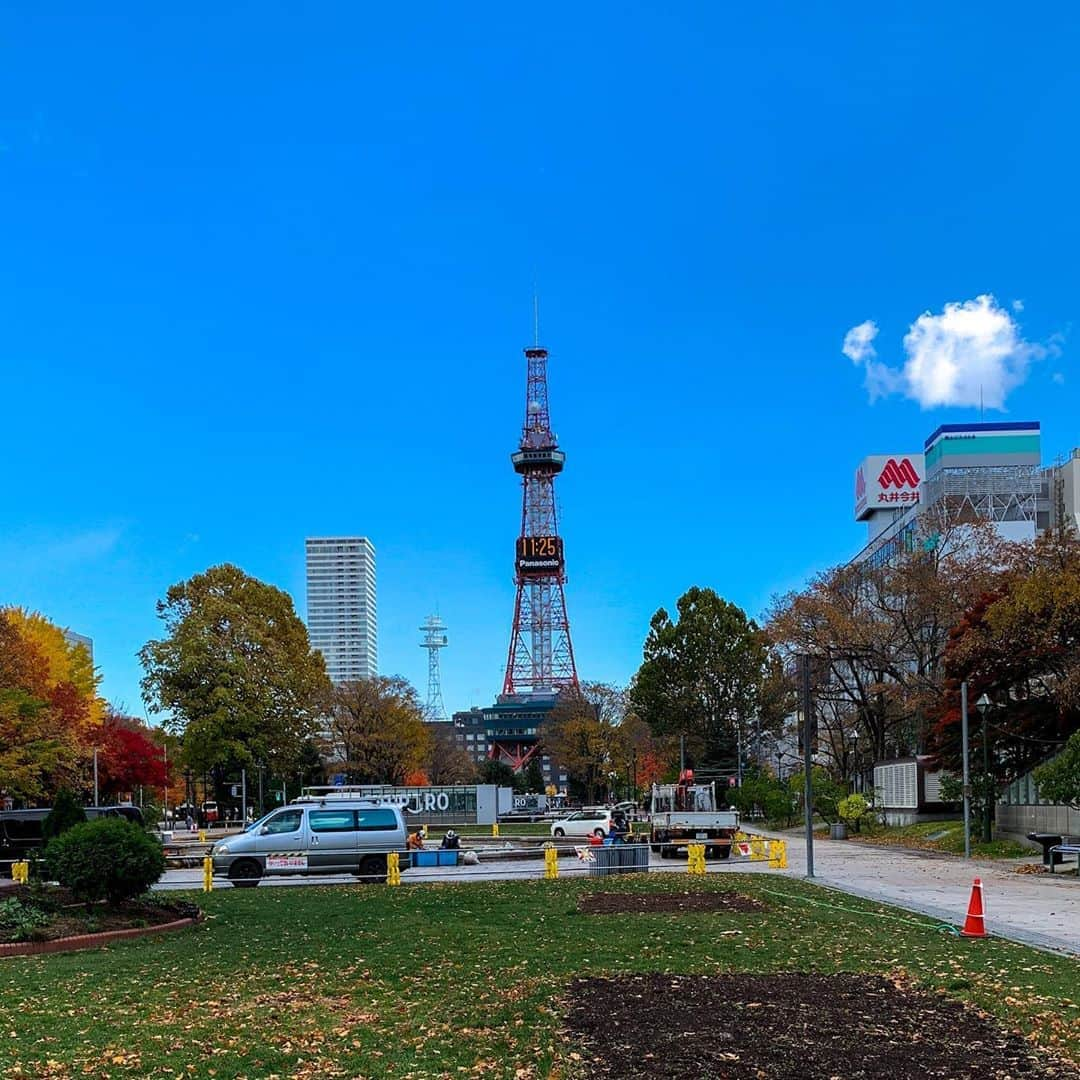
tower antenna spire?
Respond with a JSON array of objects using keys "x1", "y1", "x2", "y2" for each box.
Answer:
[{"x1": 533, "y1": 290, "x2": 540, "y2": 347}]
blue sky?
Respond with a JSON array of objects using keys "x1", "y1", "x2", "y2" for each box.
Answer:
[{"x1": 2, "y1": 5, "x2": 1078, "y2": 718}]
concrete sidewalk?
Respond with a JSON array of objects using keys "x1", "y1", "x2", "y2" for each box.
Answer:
[{"x1": 755, "y1": 830, "x2": 1080, "y2": 956}]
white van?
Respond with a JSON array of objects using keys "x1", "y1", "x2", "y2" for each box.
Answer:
[{"x1": 210, "y1": 796, "x2": 409, "y2": 886}]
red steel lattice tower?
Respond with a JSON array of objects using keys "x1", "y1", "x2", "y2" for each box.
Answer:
[{"x1": 502, "y1": 343, "x2": 580, "y2": 696}]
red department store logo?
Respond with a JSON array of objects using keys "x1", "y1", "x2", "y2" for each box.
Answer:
[{"x1": 878, "y1": 457, "x2": 920, "y2": 489}]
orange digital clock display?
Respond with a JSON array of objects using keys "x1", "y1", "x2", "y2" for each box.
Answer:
[{"x1": 516, "y1": 536, "x2": 564, "y2": 575}]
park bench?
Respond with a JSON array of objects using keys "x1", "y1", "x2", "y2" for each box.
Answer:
[{"x1": 1049, "y1": 835, "x2": 1080, "y2": 874}]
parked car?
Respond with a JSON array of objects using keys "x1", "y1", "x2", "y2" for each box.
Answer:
[
  {"x1": 210, "y1": 796, "x2": 410, "y2": 887},
  {"x1": 550, "y1": 809, "x2": 614, "y2": 839}
]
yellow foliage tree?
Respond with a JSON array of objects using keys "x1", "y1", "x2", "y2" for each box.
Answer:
[{"x1": 3, "y1": 608, "x2": 104, "y2": 726}]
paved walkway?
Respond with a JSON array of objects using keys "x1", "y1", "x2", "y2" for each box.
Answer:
[{"x1": 753, "y1": 830, "x2": 1080, "y2": 956}]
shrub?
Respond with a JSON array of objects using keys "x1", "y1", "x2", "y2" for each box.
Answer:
[
  {"x1": 42, "y1": 789, "x2": 86, "y2": 841},
  {"x1": 45, "y1": 818, "x2": 166, "y2": 905},
  {"x1": 788, "y1": 767, "x2": 847, "y2": 824},
  {"x1": 731, "y1": 773, "x2": 797, "y2": 826},
  {"x1": 0, "y1": 897, "x2": 50, "y2": 941},
  {"x1": 1033, "y1": 731, "x2": 1080, "y2": 810},
  {"x1": 838, "y1": 794, "x2": 870, "y2": 832}
]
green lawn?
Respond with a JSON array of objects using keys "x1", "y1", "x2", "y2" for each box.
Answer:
[
  {"x1": 1, "y1": 874, "x2": 1077, "y2": 1078},
  {"x1": 841, "y1": 820, "x2": 1034, "y2": 859}
]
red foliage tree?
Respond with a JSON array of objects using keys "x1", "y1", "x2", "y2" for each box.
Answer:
[
  {"x1": 929, "y1": 589, "x2": 1080, "y2": 783},
  {"x1": 96, "y1": 714, "x2": 168, "y2": 799}
]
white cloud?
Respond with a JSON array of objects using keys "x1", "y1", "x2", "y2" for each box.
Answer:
[
  {"x1": 0, "y1": 526, "x2": 122, "y2": 576},
  {"x1": 1052, "y1": 372, "x2": 1065, "y2": 385},
  {"x1": 842, "y1": 320, "x2": 878, "y2": 363},
  {"x1": 842, "y1": 295, "x2": 1046, "y2": 410},
  {"x1": 841, "y1": 319, "x2": 901, "y2": 402},
  {"x1": 1012, "y1": 299, "x2": 1024, "y2": 312}
]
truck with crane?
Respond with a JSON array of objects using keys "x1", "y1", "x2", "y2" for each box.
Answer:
[{"x1": 648, "y1": 771, "x2": 739, "y2": 860}]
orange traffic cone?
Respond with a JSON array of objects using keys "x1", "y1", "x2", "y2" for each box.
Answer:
[{"x1": 960, "y1": 877, "x2": 987, "y2": 938}]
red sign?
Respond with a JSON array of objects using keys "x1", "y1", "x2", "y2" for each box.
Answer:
[{"x1": 878, "y1": 457, "x2": 920, "y2": 490}]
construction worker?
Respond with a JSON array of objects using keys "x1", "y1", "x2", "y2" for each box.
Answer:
[
  {"x1": 406, "y1": 830, "x2": 424, "y2": 851},
  {"x1": 440, "y1": 830, "x2": 460, "y2": 851}
]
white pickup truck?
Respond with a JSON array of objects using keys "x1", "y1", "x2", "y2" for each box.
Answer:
[{"x1": 649, "y1": 780, "x2": 739, "y2": 860}]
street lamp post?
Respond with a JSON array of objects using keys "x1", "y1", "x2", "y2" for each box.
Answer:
[
  {"x1": 976, "y1": 693, "x2": 993, "y2": 844},
  {"x1": 960, "y1": 681, "x2": 971, "y2": 858},
  {"x1": 850, "y1": 731, "x2": 859, "y2": 792}
]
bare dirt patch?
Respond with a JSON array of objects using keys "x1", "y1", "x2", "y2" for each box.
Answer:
[
  {"x1": 564, "y1": 972, "x2": 1076, "y2": 1079},
  {"x1": 578, "y1": 890, "x2": 765, "y2": 915}
]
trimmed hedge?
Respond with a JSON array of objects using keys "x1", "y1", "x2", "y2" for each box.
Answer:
[{"x1": 45, "y1": 818, "x2": 166, "y2": 904}]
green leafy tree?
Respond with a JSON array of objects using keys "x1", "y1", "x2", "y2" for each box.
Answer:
[
  {"x1": 730, "y1": 770, "x2": 796, "y2": 825},
  {"x1": 139, "y1": 564, "x2": 331, "y2": 779},
  {"x1": 1033, "y1": 731, "x2": 1080, "y2": 810},
  {"x1": 787, "y1": 766, "x2": 846, "y2": 825},
  {"x1": 478, "y1": 760, "x2": 517, "y2": 787},
  {"x1": 42, "y1": 789, "x2": 86, "y2": 840},
  {"x1": 630, "y1": 588, "x2": 768, "y2": 770},
  {"x1": 522, "y1": 759, "x2": 545, "y2": 794}
]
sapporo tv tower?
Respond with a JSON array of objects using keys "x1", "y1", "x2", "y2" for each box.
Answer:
[{"x1": 485, "y1": 331, "x2": 580, "y2": 771}]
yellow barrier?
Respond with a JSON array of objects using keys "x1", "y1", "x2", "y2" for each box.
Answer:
[
  {"x1": 768, "y1": 840, "x2": 788, "y2": 869},
  {"x1": 544, "y1": 847, "x2": 558, "y2": 880},
  {"x1": 750, "y1": 838, "x2": 766, "y2": 862},
  {"x1": 687, "y1": 843, "x2": 706, "y2": 875},
  {"x1": 202, "y1": 856, "x2": 213, "y2": 892},
  {"x1": 492, "y1": 823, "x2": 499, "y2": 837},
  {"x1": 12, "y1": 860, "x2": 29, "y2": 885},
  {"x1": 198, "y1": 829, "x2": 207, "y2": 843},
  {"x1": 387, "y1": 852, "x2": 401, "y2": 886}
]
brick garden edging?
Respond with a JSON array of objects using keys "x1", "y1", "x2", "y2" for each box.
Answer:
[{"x1": 0, "y1": 916, "x2": 201, "y2": 958}]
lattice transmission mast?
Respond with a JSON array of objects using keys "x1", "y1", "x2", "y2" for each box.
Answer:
[
  {"x1": 502, "y1": 342, "x2": 579, "y2": 695},
  {"x1": 419, "y1": 614, "x2": 448, "y2": 722}
]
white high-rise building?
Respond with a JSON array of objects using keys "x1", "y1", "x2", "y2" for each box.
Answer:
[{"x1": 305, "y1": 537, "x2": 377, "y2": 684}]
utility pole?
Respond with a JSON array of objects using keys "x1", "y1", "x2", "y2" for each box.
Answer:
[
  {"x1": 241, "y1": 769, "x2": 247, "y2": 824},
  {"x1": 93, "y1": 748, "x2": 99, "y2": 806},
  {"x1": 960, "y1": 681, "x2": 971, "y2": 858},
  {"x1": 799, "y1": 654, "x2": 815, "y2": 879}
]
